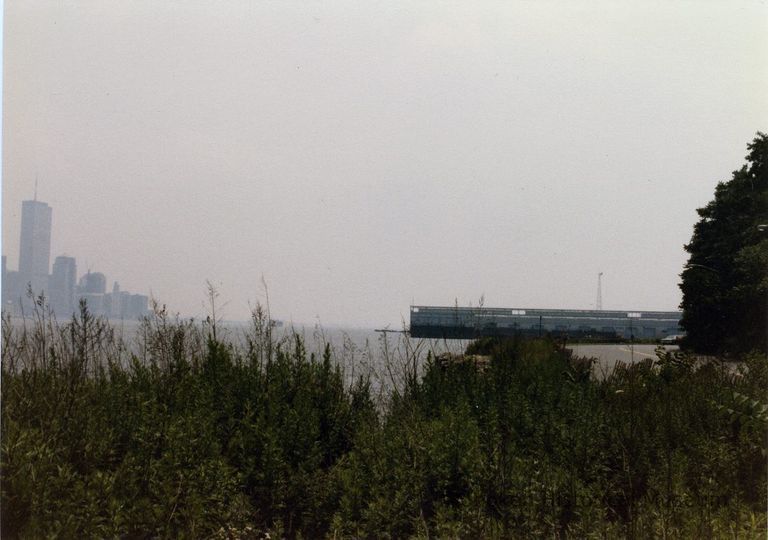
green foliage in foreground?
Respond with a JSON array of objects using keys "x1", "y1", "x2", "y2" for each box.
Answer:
[{"x1": 2, "y1": 307, "x2": 766, "y2": 538}]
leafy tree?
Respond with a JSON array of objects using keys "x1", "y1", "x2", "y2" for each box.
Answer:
[{"x1": 680, "y1": 132, "x2": 768, "y2": 355}]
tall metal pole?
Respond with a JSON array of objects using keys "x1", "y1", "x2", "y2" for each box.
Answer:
[{"x1": 596, "y1": 272, "x2": 603, "y2": 311}]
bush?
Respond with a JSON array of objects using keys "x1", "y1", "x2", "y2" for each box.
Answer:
[{"x1": 2, "y1": 302, "x2": 765, "y2": 537}]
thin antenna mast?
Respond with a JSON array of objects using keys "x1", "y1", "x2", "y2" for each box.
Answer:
[
  {"x1": 596, "y1": 272, "x2": 603, "y2": 311},
  {"x1": 34, "y1": 175, "x2": 39, "y2": 201}
]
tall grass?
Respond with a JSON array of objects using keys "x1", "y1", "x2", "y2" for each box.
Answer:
[{"x1": 2, "y1": 300, "x2": 766, "y2": 538}]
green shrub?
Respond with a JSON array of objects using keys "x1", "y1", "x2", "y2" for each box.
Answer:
[{"x1": 2, "y1": 303, "x2": 765, "y2": 537}]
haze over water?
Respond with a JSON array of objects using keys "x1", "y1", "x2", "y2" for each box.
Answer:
[{"x1": 3, "y1": 1, "x2": 767, "y2": 326}]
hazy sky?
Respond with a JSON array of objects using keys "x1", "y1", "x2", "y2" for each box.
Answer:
[{"x1": 3, "y1": 1, "x2": 767, "y2": 327}]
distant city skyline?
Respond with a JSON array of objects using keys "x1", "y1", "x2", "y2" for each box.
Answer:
[{"x1": 2, "y1": 198, "x2": 149, "y2": 319}]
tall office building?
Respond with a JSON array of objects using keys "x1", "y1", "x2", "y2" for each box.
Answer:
[
  {"x1": 18, "y1": 200, "x2": 53, "y2": 295},
  {"x1": 1, "y1": 255, "x2": 7, "y2": 308},
  {"x1": 80, "y1": 272, "x2": 107, "y2": 294},
  {"x1": 50, "y1": 256, "x2": 77, "y2": 316},
  {"x1": 76, "y1": 271, "x2": 107, "y2": 315}
]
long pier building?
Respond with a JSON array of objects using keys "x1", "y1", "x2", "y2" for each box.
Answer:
[{"x1": 409, "y1": 305, "x2": 682, "y2": 340}]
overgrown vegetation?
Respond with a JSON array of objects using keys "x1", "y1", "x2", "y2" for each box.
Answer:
[{"x1": 2, "y1": 300, "x2": 766, "y2": 538}]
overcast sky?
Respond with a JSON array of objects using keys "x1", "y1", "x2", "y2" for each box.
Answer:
[{"x1": 3, "y1": 1, "x2": 767, "y2": 327}]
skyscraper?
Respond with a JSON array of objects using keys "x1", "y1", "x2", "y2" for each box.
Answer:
[
  {"x1": 50, "y1": 256, "x2": 77, "y2": 316},
  {"x1": 1, "y1": 255, "x2": 7, "y2": 308},
  {"x1": 76, "y1": 271, "x2": 107, "y2": 315},
  {"x1": 18, "y1": 199, "x2": 52, "y2": 296},
  {"x1": 80, "y1": 272, "x2": 106, "y2": 294}
]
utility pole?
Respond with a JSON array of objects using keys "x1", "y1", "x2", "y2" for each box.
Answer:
[{"x1": 596, "y1": 272, "x2": 603, "y2": 311}]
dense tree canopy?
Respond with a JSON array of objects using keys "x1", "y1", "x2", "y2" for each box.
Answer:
[{"x1": 680, "y1": 132, "x2": 768, "y2": 355}]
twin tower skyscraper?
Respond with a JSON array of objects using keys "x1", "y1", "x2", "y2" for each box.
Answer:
[
  {"x1": 2, "y1": 198, "x2": 149, "y2": 319},
  {"x1": 18, "y1": 199, "x2": 53, "y2": 296},
  {"x1": 2, "y1": 199, "x2": 54, "y2": 312}
]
